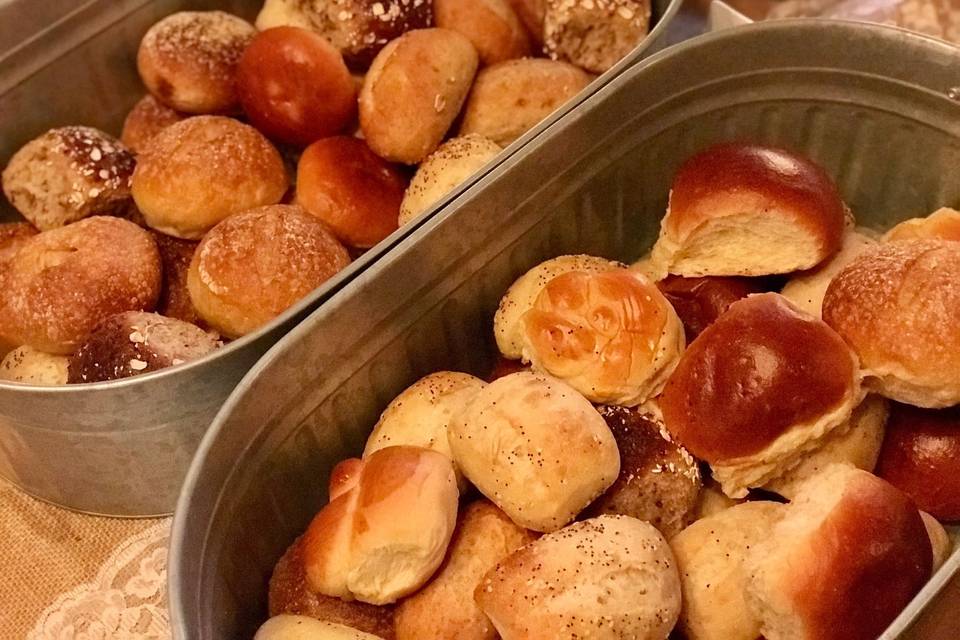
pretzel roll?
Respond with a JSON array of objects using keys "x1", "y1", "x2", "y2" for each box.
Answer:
[
  {"x1": 921, "y1": 512, "x2": 952, "y2": 572},
  {"x1": 657, "y1": 274, "x2": 767, "y2": 341},
  {"x1": 153, "y1": 233, "x2": 203, "y2": 326},
  {"x1": 0, "y1": 217, "x2": 161, "y2": 355},
  {"x1": 137, "y1": 11, "x2": 256, "y2": 113},
  {"x1": 255, "y1": 615, "x2": 384, "y2": 640},
  {"x1": 651, "y1": 143, "x2": 847, "y2": 277},
  {"x1": 823, "y1": 239, "x2": 960, "y2": 407},
  {"x1": 520, "y1": 268, "x2": 685, "y2": 406},
  {"x1": 121, "y1": 94, "x2": 186, "y2": 154},
  {"x1": 0, "y1": 346, "x2": 69, "y2": 386},
  {"x1": 543, "y1": 0, "x2": 651, "y2": 73},
  {"x1": 661, "y1": 294, "x2": 861, "y2": 498},
  {"x1": 188, "y1": 205, "x2": 350, "y2": 338},
  {"x1": 884, "y1": 207, "x2": 960, "y2": 242},
  {"x1": 434, "y1": 0, "x2": 532, "y2": 65}
]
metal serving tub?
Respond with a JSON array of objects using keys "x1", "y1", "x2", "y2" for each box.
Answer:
[{"x1": 0, "y1": 0, "x2": 679, "y2": 516}]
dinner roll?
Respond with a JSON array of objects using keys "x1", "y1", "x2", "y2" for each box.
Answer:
[
  {"x1": 543, "y1": 0, "x2": 651, "y2": 73},
  {"x1": 132, "y1": 116, "x2": 288, "y2": 239},
  {"x1": 520, "y1": 268, "x2": 685, "y2": 405},
  {"x1": 661, "y1": 294, "x2": 861, "y2": 498},
  {"x1": 0, "y1": 346, "x2": 69, "y2": 386},
  {"x1": 0, "y1": 217, "x2": 161, "y2": 355},
  {"x1": 434, "y1": 0, "x2": 532, "y2": 65},
  {"x1": 137, "y1": 11, "x2": 256, "y2": 114},
  {"x1": 187, "y1": 205, "x2": 350, "y2": 338},
  {"x1": 921, "y1": 512, "x2": 952, "y2": 572},
  {"x1": 2, "y1": 126, "x2": 135, "y2": 230},
  {"x1": 746, "y1": 464, "x2": 932, "y2": 640},
  {"x1": 460, "y1": 58, "x2": 592, "y2": 146},
  {"x1": 0, "y1": 222, "x2": 36, "y2": 266},
  {"x1": 153, "y1": 233, "x2": 203, "y2": 326},
  {"x1": 121, "y1": 94, "x2": 186, "y2": 154},
  {"x1": 398, "y1": 135, "x2": 501, "y2": 225},
  {"x1": 823, "y1": 239, "x2": 960, "y2": 407},
  {"x1": 507, "y1": 0, "x2": 546, "y2": 45},
  {"x1": 302, "y1": 446, "x2": 459, "y2": 605},
  {"x1": 884, "y1": 207, "x2": 960, "y2": 242},
  {"x1": 670, "y1": 501, "x2": 784, "y2": 640},
  {"x1": 394, "y1": 500, "x2": 536, "y2": 640},
  {"x1": 255, "y1": 615, "x2": 384, "y2": 640},
  {"x1": 449, "y1": 371, "x2": 619, "y2": 532},
  {"x1": 494, "y1": 254, "x2": 621, "y2": 359},
  {"x1": 657, "y1": 274, "x2": 767, "y2": 341},
  {"x1": 360, "y1": 29, "x2": 478, "y2": 164},
  {"x1": 650, "y1": 143, "x2": 847, "y2": 277},
  {"x1": 476, "y1": 515, "x2": 681, "y2": 640}
]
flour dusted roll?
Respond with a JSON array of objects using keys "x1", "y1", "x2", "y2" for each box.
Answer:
[
  {"x1": 121, "y1": 94, "x2": 186, "y2": 153},
  {"x1": 543, "y1": 0, "x2": 651, "y2": 73},
  {"x1": 0, "y1": 222, "x2": 36, "y2": 266},
  {"x1": 883, "y1": 207, "x2": 960, "y2": 242}
]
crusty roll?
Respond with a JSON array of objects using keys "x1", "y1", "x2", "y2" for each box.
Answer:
[
  {"x1": 449, "y1": 371, "x2": 619, "y2": 532},
  {"x1": 670, "y1": 501, "x2": 784, "y2": 640},
  {"x1": 394, "y1": 500, "x2": 536, "y2": 640},
  {"x1": 398, "y1": 135, "x2": 501, "y2": 225},
  {"x1": 460, "y1": 58, "x2": 592, "y2": 146},
  {"x1": 0, "y1": 346, "x2": 69, "y2": 386},
  {"x1": 543, "y1": 0, "x2": 650, "y2": 73},
  {"x1": 650, "y1": 143, "x2": 847, "y2": 277},
  {"x1": 255, "y1": 615, "x2": 385, "y2": 640},
  {"x1": 121, "y1": 94, "x2": 186, "y2": 154},
  {"x1": 137, "y1": 11, "x2": 256, "y2": 114},
  {"x1": 921, "y1": 512, "x2": 952, "y2": 572},
  {"x1": 884, "y1": 207, "x2": 960, "y2": 242},
  {"x1": 656, "y1": 274, "x2": 767, "y2": 341},
  {"x1": 746, "y1": 464, "x2": 932, "y2": 640},
  {"x1": 132, "y1": 116, "x2": 288, "y2": 240},
  {"x1": 0, "y1": 222, "x2": 36, "y2": 266},
  {"x1": 302, "y1": 446, "x2": 459, "y2": 605},
  {"x1": 0, "y1": 217, "x2": 161, "y2": 355},
  {"x1": 507, "y1": 0, "x2": 545, "y2": 45},
  {"x1": 152, "y1": 232, "x2": 203, "y2": 326},
  {"x1": 823, "y1": 239, "x2": 960, "y2": 407},
  {"x1": 476, "y1": 515, "x2": 681, "y2": 640},
  {"x1": 187, "y1": 205, "x2": 350, "y2": 339},
  {"x1": 494, "y1": 254, "x2": 621, "y2": 359},
  {"x1": 520, "y1": 268, "x2": 685, "y2": 406},
  {"x1": 661, "y1": 293, "x2": 861, "y2": 498},
  {"x1": 2, "y1": 126, "x2": 135, "y2": 231},
  {"x1": 434, "y1": 0, "x2": 532, "y2": 65}
]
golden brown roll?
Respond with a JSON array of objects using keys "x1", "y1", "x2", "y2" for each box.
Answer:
[
  {"x1": 255, "y1": 615, "x2": 385, "y2": 640},
  {"x1": 507, "y1": 0, "x2": 545, "y2": 45},
  {"x1": 2, "y1": 126, "x2": 135, "y2": 231},
  {"x1": 543, "y1": 0, "x2": 651, "y2": 73},
  {"x1": 394, "y1": 500, "x2": 536, "y2": 640},
  {"x1": 661, "y1": 293, "x2": 862, "y2": 498},
  {"x1": 152, "y1": 232, "x2": 203, "y2": 326},
  {"x1": 656, "y1": 274, "x2": 768, "y2": 341},
  {"x1": 520, "y1": 268, "x2": 685, "y2": 406},
  {"x1": 921, "y1": 512, "x2": 952, "y2": 572},
  {"x1": 449, "y1": 371, "x2": 620, "y2": 532},
  {"x1": 0, "y1": 346, "x2": 69, "y2": 386},
  {"x1": 823, "y1": 239, "x2": 960, "y2": 407},
  {"x1": 476, "y1": 515, "x2": 681, "y2": 640},
  {"x1": 650, "y1": 143, "x2": 847, "y2": 277},
  {"x1": 434, "y1": 0, "x2": 532, "y2": 65},
  {"x1": 132, "y1": 116, "x2": 289, "y2": 240},
  {"x1": 187, "y1": 205, "x2": 350, "y2": 339},
  {"x1": 0, "y1": 222, "x2": 36, "y2": 265},
  {"x1": 137, "y1": 11, "x2": 256, "y2": 114},
  {"x1": 0, "y1": 217, "x2": 161, "y2": 355},
  {"x1": 121, "y1": 94, "x2": 186, "y2": 154},
  {"x1": 884, "y1": 207, "x2": 960, "y2": 242}
]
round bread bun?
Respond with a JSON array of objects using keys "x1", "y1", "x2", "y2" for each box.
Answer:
[
  {"x1": 132, "y1": 116, "x2": 289, "y2": 240},
  {"x1": 137, "y1": 11, "x2": 256, "y2": 114},
  {"x1": 650, "y1": 143, "x2": 847, "y2": 277},
  {"x1": 237, "y1": 27, "x2": 357, "y2": 147},
  {"x1": 0, "y1": 346, "x2": 69, "y2": 386},
  {"x1": 920, "y1": 511, "x2": 952, "y2": 572},
  {"x1": 656, "y1": 274, "x2": 767, "y2": 341},
  {"x1": 476, "y1": 515, "x2": 681, "y2": 640},
  {"x1": 187, "y1": 205, "x2": 350, "y2": 339},
  {"x1": 543, "y1": 0, "x2": 651, "y2": 73},
  {"x1": 152, "y1": 232, "x2": 203, "y2": 326},
  {"x1": 875, "y1": 403, "x2": 960, "y2": 521},
  {"x1": 670, "y1": 501, "x2": 785, "y2": 640},
  {"x1": 520, "y1": 268, "x2": 685, "y2": 406},
  {"x1": 450, "y1": 371, "x2": 619, "y2": 532},
  {"x1": 661, "y1": 293, "x2": 861, "y2": 498},
  {"x1": 255, "y1": 614, "x2": 385, "y2": 640},
  {"x1": 296, "y1": 137, "x2": 406, "y2": 248},
  {"x1": 0, "y1": 217, "x2": 161, "y2": 355},
  {"x1": 746, "y1": 464, "x2": 932, "y2": 640},
  {"x1": 823, "y1": 239, "x2": 960, "y2": 407},
  {"x1": 2, "y1": 126, "x2": 135, "y2": 231},
  {"x1": 121, "y1": 94, "x2": 186, "y2": 154},
  {"x1": 884, "y1": 207, "x2": 960, "y2": 242},
  {"x1": 506, "y1": 0, "x2": 545, "y2": 45},
  {"x1": 398, "y1": 135, "x2": 501, "y2": 226},
  {"x1": 434, "y1": 0, "x2": 532, "y2": 65}
]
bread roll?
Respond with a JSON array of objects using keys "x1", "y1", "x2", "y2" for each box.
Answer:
[
  {"x1": 0, "y1": 222, "x2": 36, "y2": 266},
  {"x1": 650, "y1": 143, "x2": 847, "y2": 277},
  {"x1": 449, "y1": 371, "x2": 619, "y2": 532},
  {"x1": 359, "y1": 29, "x2": 478, "y2": 164},
  {"x1": 132, "y1": 116, "x2": 288, "y2": 239},
  {"x1": 2, "y1": 126, "x2": 135, "y2": 231},
  {"x1": 884, "y1": 207, "x2": 960, "y2": 242},
  {"x1": 670, "y1": 501, "x2": 784, "y2": 640},
  {"x1": 0, "y1": 346, "x2": 69, "y2": 386},
  {"x1": 823, "y1": 239, "x2": 960, "y2": 407},
  {"x1": 920, "y1": 511, "x2": 952, "y2": 572},
  {"x1": 255, "y1": 615, "x2": 384, "y2": 640},
  {"x1": 121, "y1": 94, "x2": 186, "y2": 154},
  {"x1": 187, "y1": 205, "x2": 350, "y2": 338},
  {"x1": 543, "y1": 0, "x2": 651, "y2": 73},
  {"x1": 398, "y1": 135, "x2": 501, "y2": 225},
  {"x1": 434, "y1": 0, "x2": 532, "y2": 65},
  {"x1": 476, "y1": 515, "x2": 681, "y2": 640},
  {"x1": 153, "y1": 232, "x2": 203, "y2": 326},
  {"x1": 693, "y1": 479, "x2": 739, "y2": 520},
  {"x1": 302, "y1": 446, "x2": 459, "y2": 605},
  {"x1": 460, "y1": 58, "x2": 592, "y2": 146},
  {"x1": 656, "y1": 274, "x2": 767, "y2": 341},
  {"x1": 520, "y1": 268, "x2": 685, "y2": 406},
  {"x1": 746, "y1": 464, "x2": 932, "y2": 640},
  {"x1": 781, "y1": 229, "x2": 876, "y2": 318},
  {"x1": 507, "y1": 0, "x2": 546, "y2": 45},
  {"x1": 394, "y1": 500, "x2": 536, "y2": 640},
  {"x1": 661, "y1": 294, "x2": 861, "y2": 498}
]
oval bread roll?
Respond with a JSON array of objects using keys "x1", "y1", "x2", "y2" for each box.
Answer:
[
  {"x1": 0, "y1": 346, "x2": 69, "y2": 386},
  {"x1": 255, "y1": 615, "x2": 384, "y2": 640},
  {"x1": 434, "y1": 0, "x2": 532, "y2": 65},
  {"x1": 883, "y1": 207, "x2": 960, "y2": 242}
]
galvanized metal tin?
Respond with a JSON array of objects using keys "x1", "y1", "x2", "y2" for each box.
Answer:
[
  {"x1": 168, "y1": 19, "x2": 960, "y2": 640},
  {"x1": 0, "y1": 0, "x2": 679, "y2": 516}
]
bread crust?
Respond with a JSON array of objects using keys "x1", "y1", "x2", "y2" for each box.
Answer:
[
  {"x1": 121, "y1": 95, "x2": 186, "y2": 154},
  {"x1": 434, "y1": 0, "x2": 532, "y2": 65}
]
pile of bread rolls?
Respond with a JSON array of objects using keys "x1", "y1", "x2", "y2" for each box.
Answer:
[
  {"x1": 256, "y1": 141, "x2": 958, "y2": 640},
  {"x1": 0, "y1": 0, "x2": 656, "y2": 386}
]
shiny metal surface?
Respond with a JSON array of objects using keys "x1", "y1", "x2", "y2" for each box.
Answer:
[
  {"x1": 0, "y1": 0, "x2": 678, "y2": 516},
  {"x1": 169, "y1": 20, "x2": 960, "y2": 640}
]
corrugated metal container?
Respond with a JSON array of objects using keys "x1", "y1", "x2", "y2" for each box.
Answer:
[
  {"x1": 0, "y1": 0, "x2": 679, "y2": 516},
  {"x1": 168, "y1": 19, "x2": 960, "y2": 640}
]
